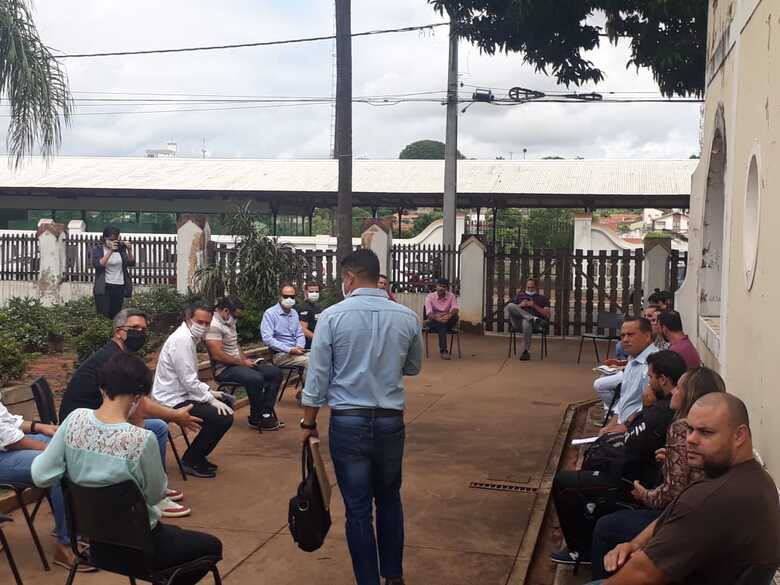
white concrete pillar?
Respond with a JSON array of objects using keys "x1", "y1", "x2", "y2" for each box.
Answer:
[
  {"x1": 458, "y1": 235, "x2": 486, "y2": 333},
  {"x1": 361, "y1": 221, "x2": 393, "y2": 277},
  {"x1": 176, "y1": 215, "x2": 211, "y2": 294},
  {"x1": 67, "y1": 219, "x2": 87, "y2": 234},
  {"x1": 643, "y1": 236, "x2": 673, "y2": 303},
  {"x1": 37, "y1": 223, "x2": 67, "y2": 305},
  {"x1": 573, "y1": 212, "x2": 593, "y2": 251}
]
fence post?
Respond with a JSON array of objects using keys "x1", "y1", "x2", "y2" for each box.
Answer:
[
  {"x1": 176, "y1": 215, "x2": 210, "y2": 294},
  {"x1": 37, "y1": 222, "x2": 68, "y2": 305},
  {"x1": 573, "y1": 212, "x2": 593, "y2": 251},
  {"x1": 459, "y1": 236, "x2": 486, "y2": 334},
  {"x1": 361, "y1": 221, "x2": 392, "y2": 277},
  {"x1": 67, "y1": 219, "x2": 87, "y2": 234},
  {"x1": 643, "y1": 235, "x2": 673, "y2": 303}
]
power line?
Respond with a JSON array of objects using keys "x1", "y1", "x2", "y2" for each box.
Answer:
[{"x1": 54, "y1": 22, "x2": 448, "y2": 59}]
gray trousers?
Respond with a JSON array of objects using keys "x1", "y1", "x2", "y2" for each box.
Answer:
[{"x1": 505, "y1": 303, "x2": 538, "y2": 351}]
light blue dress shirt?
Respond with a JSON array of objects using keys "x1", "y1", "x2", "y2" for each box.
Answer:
[
  {"x1": 302, "y1": 288, "x2": 423, "y2": 411},
  {"x1": 616, "y1": 343, "x2": 660, "y2": 423},
  {"x1": 260, "y1": 303, "x2": 305, "y2": 353}
]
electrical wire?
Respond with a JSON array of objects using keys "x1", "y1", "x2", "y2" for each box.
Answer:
[{"x1": 54, "y1": 22, "x2": 449, "y2": 59}]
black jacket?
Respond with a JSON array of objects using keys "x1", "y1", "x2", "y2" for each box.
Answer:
[{"x1": 622, "y1": 398, "x2": 675, "y2": 486}]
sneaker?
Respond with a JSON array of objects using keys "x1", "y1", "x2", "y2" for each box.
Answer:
[
  {"x1": 159, "y1": 497, "x2": 192, "y2": 518},
  {"x1": 165, "y1": 488, "x2": 184, "y2": 502},
  {"x1": 440, "y1": 351, "x2": 451, "y2": 360},
  {"x1": 181, "y1": 461, "x2": 216, "y2": 478},
  {"x1": 519, "y1": 350, "x2": 531, "y2": 361},
  {"x1": 203, "y1": 458, "x2": 219, "y2": 471},
  {"x1": 550, "y1": 548, "x2": 591, "y2": 566},
  {"x1": 260, "y1": 415, "x2": 283, "y2": 431}
]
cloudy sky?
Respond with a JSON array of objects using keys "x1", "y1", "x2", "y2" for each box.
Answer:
[{"x1": 1, "y1": 0, "x2": 702, "y2": 161}]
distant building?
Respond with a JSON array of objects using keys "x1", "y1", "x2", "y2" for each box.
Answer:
[{"x1": 145, "y1": 141, "x2": 177, "y2": 158}]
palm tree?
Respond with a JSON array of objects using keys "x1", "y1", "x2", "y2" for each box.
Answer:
[{"x1": 1, "y1": 0, "x2": 72, "y2": 167}]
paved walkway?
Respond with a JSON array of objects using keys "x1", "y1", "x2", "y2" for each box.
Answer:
[{"x1": 2, "y1": 335, "x2": 597, "y2": 585}]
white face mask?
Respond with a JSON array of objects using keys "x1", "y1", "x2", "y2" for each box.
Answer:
[
  {"x1": 189, "y1": 322, "x2": 208, "y2": 340},
  {"x1": 525, "y1": 290, "x2": 536, "y2": 296},
  {"x1": 307, "y1": 292, "x2": 320, "y2": 302},
  {"x1": 281, "y1": 297, "x2": 296, "y2": 309}
]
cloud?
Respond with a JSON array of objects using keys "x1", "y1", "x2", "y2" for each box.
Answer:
[{"x1": 0, "y1": 0, "x2": 700, "y2": 161}]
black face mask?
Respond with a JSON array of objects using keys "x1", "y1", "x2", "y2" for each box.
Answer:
[{"x1": 124, "y1": 329, "x2": 147, "y2": 352}]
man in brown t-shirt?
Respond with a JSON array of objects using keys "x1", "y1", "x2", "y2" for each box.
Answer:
[{"x1": 592, "y1": 393, "x2": 780, "y2": 585}]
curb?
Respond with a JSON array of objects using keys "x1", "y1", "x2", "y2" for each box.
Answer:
[{"x1": 505, "y1": 399, "x2": 597, "y2": 585}]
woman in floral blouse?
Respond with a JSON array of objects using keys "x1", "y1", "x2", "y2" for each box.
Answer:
[{"x1": 590, "y1": 366, "x2": 727, "y2": 580}]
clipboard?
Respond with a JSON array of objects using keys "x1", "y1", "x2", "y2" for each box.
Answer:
[{"x1": 308, "y1": 437, "x2": 332, "y2": 511}]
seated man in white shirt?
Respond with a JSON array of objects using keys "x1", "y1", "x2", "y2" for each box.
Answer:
[{"x1": 152, "y1": 302, "x2": 234, "y2": 478}]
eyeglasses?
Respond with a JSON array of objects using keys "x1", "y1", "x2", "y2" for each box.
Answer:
[{"x1": 281, "y1": 294, "x2": 296, "y2": 299}]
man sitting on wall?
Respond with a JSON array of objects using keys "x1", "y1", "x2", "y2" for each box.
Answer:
[
  {"x1": 658, "y1": 311, "x2": 701, "y2": 369},
  {"x1": 206, "y1": 295, "x2": 283, "y2": 431},
  {"x1": 587, "y1": 394, "x2": 780, "y2": 585},
  {"x1": 504, "y1": 278, "x2": 551, "y2": 361},
  {"x1": 424, "y1": 278, "x2": 459, "y2": 360}
]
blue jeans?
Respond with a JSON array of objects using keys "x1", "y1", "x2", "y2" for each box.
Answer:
[
  {"x1": 329, "y1": 414, "x2": 405, "y2": 585},
  {"x1": 144, "y1": 419, "x2": 169, "y2": 467},
  {"x1": 591, "y1": 508, "x2": 661, "y2": 579},
  {"x1": 0, "y1": 434, "x2": 69, "y2": 544}
]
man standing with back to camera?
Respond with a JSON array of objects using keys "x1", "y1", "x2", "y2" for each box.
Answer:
[{"x1": 300, "y1": 249, "x2": 422, "y2": 585}]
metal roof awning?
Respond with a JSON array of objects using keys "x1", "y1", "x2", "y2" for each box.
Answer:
[{"x1": 0, "y1": 157, "x2": 695, "y2": 214}]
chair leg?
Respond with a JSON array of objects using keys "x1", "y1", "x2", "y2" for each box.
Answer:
[
  {"x1": 605, "y1": 340, "x2": 613, "y2": 360},
  {"x1": 129, "y1": 577, "x2": 137, "y2": 585},
  {"x1": 16, "y1": 489, "x2": 49, "y2": 571},
  {"x1": 592, "y1": 338, "x2": 600, "y2": 363},
  {"x1": 212, "y1": 566, "x2": 223, "y2": 585},
  {"x1": 0, "y1": 528, "x2": 23, "y2": 585},
  {"x1": 457, "y1": 333, "x2": 462, "y2": 359},
  {"x1": 424, "y1": 331, "x2": 429, "y2": 358},
  {"x1": 64, "y1": 562, "x2": 79, "y2": 585},
  {"x1": 182, "y1": 428, "x2": 191, "y2": 449},
  {"x1": 168, "y1": 434, "x2": 187, "y2": 481},
  {"x1": 507, "y1": 331, "x2": 513, "y2": 358},
  {"x1": 577, "y1": 336, "x2": 585, "y2": 364},
  {"x1": 278, "y1": 369, "x2": 295, "y2": 403}
]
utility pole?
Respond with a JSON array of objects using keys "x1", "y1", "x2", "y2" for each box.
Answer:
[
  {"x1": 442, "y1": 14, "x2": 458, "y2": 256},
  {"x1": 335, "y1": 0, "x2": 353, "y2": 264}
]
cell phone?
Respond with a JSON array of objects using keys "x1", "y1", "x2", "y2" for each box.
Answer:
[{"x1": 620, "y1": 478, "x2": 635, "y2": 488}]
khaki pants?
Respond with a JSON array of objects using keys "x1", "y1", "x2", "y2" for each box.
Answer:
[{"x1": 272, "y1": 352, "x2": 309, "y2": 383}]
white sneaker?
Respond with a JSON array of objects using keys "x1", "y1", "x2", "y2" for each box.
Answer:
[{"x1": 159, "y1": 497, "x2": 191, "y2": 518}]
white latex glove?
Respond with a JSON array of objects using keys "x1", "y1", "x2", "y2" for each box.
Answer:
[
  {"x1": 209, "y1": 397, "x2": 233, "y2": 416},
  {"x1": 210, "y1": 390, "x2": 228, "y2": 401}
]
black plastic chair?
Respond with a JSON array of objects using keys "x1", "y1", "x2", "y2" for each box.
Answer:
[
  {"x1": 507, "y1": 319, "x2": 549, "y2": 360},
  {"x1": 277, "y1": 365, "x2": 305, "y2": 403},
  {"x1": 62, "y1": 479, "x2": 222, "y2": 585},
  {"x1": 31, "y1": 377, "x2": 58, "y2": 425},
  {"x1": 577, "y1": 312, "x2": 625, "y2": 364},
  {"x1": 0, "y1": 514, "x2": 23, "y2": 585},
  {"x1": 734, "y1": 565, "x2": 778, "y2": 585}
]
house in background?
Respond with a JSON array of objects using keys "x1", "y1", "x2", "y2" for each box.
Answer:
[{"x1": 677, "y1": 0, "x2": 780, "y2": 476}]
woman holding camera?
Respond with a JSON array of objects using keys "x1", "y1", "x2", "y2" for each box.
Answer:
[{"x1": 93, "y1": 226, "x2": 135, "y2": 319}]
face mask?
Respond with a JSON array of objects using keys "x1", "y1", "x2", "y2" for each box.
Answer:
[
  {"x1": 124, "y1": 329, "x2": 146, "y2": 352},
  {"x1": 525, "y1": 290, "x2": 536, "y2": 296},
  {"x1": 189, "y1": 322, "x2": 208, "y2": 339},
  {"x1": 281, "y1": 298, "x2": 296, "y2": 309},
  {"x1": 307, "y1": 293, "x2": 320, "y2": 302},
  {"x1": 128, "y1": 397, "x2": 141, "y2": 418}
]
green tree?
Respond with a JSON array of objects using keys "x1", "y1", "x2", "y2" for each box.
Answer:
[
  {"x1": 1, "y1": 0, "x2": 72, "y2": 166},
  {"x1": 409, "y1": 210, "x2": 443, "y2": 237},
  {"x1": 399, "y1": 139, "x2": 465, "y2": 159},
  {"x1": 429, "y1": 1, "x2": 705, "y2": 97}
]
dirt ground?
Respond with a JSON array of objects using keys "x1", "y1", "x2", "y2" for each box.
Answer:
[{"x1": 1, "y1": 335, "x2": 598, "y2": 585}]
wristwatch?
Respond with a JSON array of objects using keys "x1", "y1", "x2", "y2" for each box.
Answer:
[{"x1": 300, "y1": 418, "x2": 317, "y2": 430}]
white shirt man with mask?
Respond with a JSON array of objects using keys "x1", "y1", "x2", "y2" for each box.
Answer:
[{"x1": 153, "y1": 302, "x2": 234, "y2": 478}]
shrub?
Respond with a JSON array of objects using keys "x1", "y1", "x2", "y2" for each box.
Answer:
[
  {"x1": 236, "y1": 302, "x2": 263, "y2": 344},
  {"x1": 73, "y1": 316, "x2": 113, "y2": 365},
  {"x1": 132, "y1": 286, "x2": 189, "y2": 315},
  {"x1": 0, "y1": 332, "x2": 30, "y2": 386},
  {"x1": 0, "y1": 297, "x2": 57, "y2": 352},
  {"x1": 50, "y1": 296, "x2": 98, "y2": 338}
]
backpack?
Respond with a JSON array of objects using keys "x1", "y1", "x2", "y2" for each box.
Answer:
[
  {"x1": 582, "y1": 432, "x2": 628, "y2": 481},
  {"x1": 288, "y1": 442, "x2": 331, "y2": 552}
]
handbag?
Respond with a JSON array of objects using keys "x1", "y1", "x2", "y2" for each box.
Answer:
[{"x1": 288, "y1": 442, "x2": 331, "y2": 552}]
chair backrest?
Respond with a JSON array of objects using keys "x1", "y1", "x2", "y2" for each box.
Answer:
[
  {"x1": 63, "y1": 479, "x2": 154, "y2": 564},
  {"x1": 596, "y1": 311, "x2": 625, "y2": 332},
  {"x1": 734, "y1": 565, "x2": 778, "y2": 585},
  {"x1": 31, "y1": 377, "x2": 58, "y2": 425}
]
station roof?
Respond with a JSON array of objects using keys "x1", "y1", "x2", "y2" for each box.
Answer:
[{"x1": 0, "y1": 157, "x2": 695, "y2": 214}]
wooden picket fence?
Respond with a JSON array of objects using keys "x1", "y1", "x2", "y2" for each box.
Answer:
[
  {"x1": 0, "y1": 233, "x2": 39, "y2": 281},
  {"x1": 390, "y1": 244, "x2": 460, "y2": 293}
]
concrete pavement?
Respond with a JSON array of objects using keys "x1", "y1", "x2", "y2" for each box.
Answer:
[{"x1": 1, "y1": 335, "x2": 598, "y2": 585}]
